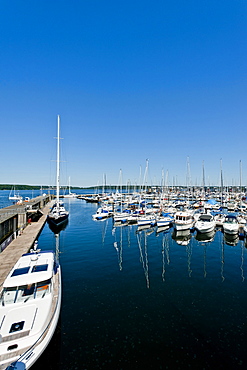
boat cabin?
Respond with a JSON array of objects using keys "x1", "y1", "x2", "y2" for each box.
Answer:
[
  {"x1": 0, "y1": 251, "x2": 55, "y2": 306},
  {"x1": 224, "y1": 215, "x2": 238, "y2": 224}
]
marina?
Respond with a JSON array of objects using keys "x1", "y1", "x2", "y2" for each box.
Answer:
[
  {"x1": 1, "y1": 1, "x2": 246, "y2": 368},
  {"x1": 1, "y1": 188, "x2": 247, "y2": 368}
]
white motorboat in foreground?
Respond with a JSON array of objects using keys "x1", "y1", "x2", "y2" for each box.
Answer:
[
  {"x1": 0, "y1": 248, "x2": 61, "y2": 369},
  {"x1": 173, "y1": 211, "x2": 194, "y2": 231},
  {"x1": 222, "y1": 214, "x2": 239, "y2": 235},
  {"x1": 194, "y1": 213, "x2": 216, "y2": 233}
]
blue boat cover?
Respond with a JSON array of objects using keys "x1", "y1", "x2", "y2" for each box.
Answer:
[{"x1": 207, "y1": 199, "x2": 218, "y2": 205}]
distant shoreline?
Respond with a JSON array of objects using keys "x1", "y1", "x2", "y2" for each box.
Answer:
[{"x1": 0, "y1": 184, "x2": 246, "y2": 191}]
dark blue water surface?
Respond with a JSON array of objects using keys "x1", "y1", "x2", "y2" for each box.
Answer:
[{"x1": 2, "y1": 192, "x2": 247, "y2": 369}]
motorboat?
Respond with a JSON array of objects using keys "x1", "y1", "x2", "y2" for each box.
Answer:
[
  {"x1": 0, "y1": 248, "x2": 61, "y2": 369},
  {"x1": 113, "y1": 210, "x2": 130, "y2": 224},
  {"x1": 173, "y1": 211, "x2": 194, "y2": 231},
  {"x1": 222, "y1": 214, "x2": 239, "y2": 235},
  {"x1": 137, "y1": 214, "x2": 156, "y2": 227},
  {"x1": 126, "y1": 211, "x2": 140, "y2": 224},
  {"x1": 92, "y1": 207, "x2": 112, "y2": 220},
  {"x1": 80, "y1": 195, "x2": 100, "y2": 203},
  {"x1": 156, "y1": 213, "x2": 173, "y2": 228},
  {"x1": 194, "y1": 213, "x2": 216, "y2": 233},
  {"x1": 244, "y1": 224, "x2": 247, "y2": 237}
]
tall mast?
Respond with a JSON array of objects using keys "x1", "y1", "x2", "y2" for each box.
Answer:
[
  {"x1": 220, "y1": 159, "x2": 223, "y2": 208},
  {"x1": 240, "y1": 160, "x2": 242, "y2": 209},
  {"x1": 202, "y1": 160, "x2": 205, "y2": 199},
  {"x1": 56, "y1": 115, "x2": 60, "y2": 205},
  {"x1": 143, "y1": 159, "x2": 149, "y2": 193}
]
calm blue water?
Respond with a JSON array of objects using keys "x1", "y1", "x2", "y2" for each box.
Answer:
[
  {"x1": 0, "y1": 189, "x2": 85, "y2": 209},
  {"x1": 1, "y1": 191, "x2": 247, "y2": 369}
]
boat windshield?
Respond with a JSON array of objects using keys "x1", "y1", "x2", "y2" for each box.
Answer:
[
  {"x1": 0, "y1": 279, "x2": 51, "y2": 306},
  {"x1": 226, "y1": 218, "x2": 237, "y2": 224},
  {"x1": 200, "y1": 217, "x2": 211, "y2": 222},
  {"x1": 176, "y1": 215, "x2": 191, "y2": 221}
]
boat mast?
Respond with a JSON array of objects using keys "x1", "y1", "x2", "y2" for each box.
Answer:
[
  {"x1": 68, "y1": 176, "x2": 71, "y2": 195},
  {"x1": 186, "y1": 156, "x2": 191, "y2": 203},
  {"x1": 56, "y1": 115, "x2": 60, "y2": 206},
  {"x1": 220, "y1": 159, "x2": 223, "y2": 208},
  {"x1": 202, "y1": 160, "x2": 205, "y2": 199},
  {"x1": 240, "y1": 159, "x2": 242, "y2": 210}
]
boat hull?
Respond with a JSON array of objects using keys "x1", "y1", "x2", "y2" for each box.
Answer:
[
  {"x1": 173, "y1": 211, "x2": 194, "y2": 231},
  {"x1": 47, "y1": 213, "x2": 69, "y2": 227},
  {"x1": 222, "y1": 225, "x2": 239, "y2": 235},
  {"x1": 174, "y1": 221, "x2": 194, "y2": 231},
  {"x1": 194, "y1": 222, "x2": 215, "y2": 234},
  {"x1": 0, "y1": 253, "x2": 62, "y2": 370},
  {"x1": 137, "y1": 216, "x2": 156, "y2": 227},
  {"x1": 156, "y1": 217, "x2": 173, "y2": 228},
  {"x1": 10, "y1": 269, "x2": 61, "y2": 370}
]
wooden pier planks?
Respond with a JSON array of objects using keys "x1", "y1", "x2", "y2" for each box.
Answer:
[{"x1": 0, "y1": 203, "x2": 52, "y2": 290}]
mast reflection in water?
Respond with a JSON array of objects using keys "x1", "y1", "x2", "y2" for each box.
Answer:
[{"x1": 33, "y1": 197, "x2": 247, "y2": 369}]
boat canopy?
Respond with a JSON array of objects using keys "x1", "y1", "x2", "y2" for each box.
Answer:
[
  {"x1": 161, "y1": 212, "x2": 173, "y2": 217},
  {"x1": 207, "y1": 199, "x2": 218, "y2": 205}
]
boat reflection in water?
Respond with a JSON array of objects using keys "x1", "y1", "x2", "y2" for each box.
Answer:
[
  {"x1": 224, "y1": 232, "x2": 239, "y2": 246},
  {"x1": 48, "y1": 218, "x2": 69, "y2": 235},
  {"x1": 136, "y1": 224, "x2": 154, "y2": 233},
  {"x1": 156, "y1": 225, "x2": 171, "y2": 235},
  {"x1": 159, "y1": 230, "x2": 170, "y2": 282},
  {"x1": 136, "y1": 228, "x2": 150, "y2": 288},
  {"x1": 172, "y1": 229, "x2": 192, "y2": 246},
  {"x1": 195, "y1": 229, "x2": 215, "y2": 243}
]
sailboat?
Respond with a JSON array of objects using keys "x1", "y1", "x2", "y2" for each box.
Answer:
[
  {"x1": 8, "y1": 186, "x2": 23, "y2": 202},
  {"x1": 47, "y1": 115, "x2": 69, "y2": 227},
  {"x1": 63, "y1": 176, "x2": 77, "y2": 198}
]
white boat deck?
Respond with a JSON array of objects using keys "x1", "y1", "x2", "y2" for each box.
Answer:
[{"x1": 0, "y1": 203, "x2": 52, "y2": 292}]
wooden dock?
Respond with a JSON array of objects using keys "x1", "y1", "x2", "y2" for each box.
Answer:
[{"x1": 0, "y1": 202, "x2": 53, "y2": 290}]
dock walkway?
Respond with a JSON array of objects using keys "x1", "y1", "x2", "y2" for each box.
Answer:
[{"x1": 0, "y1": 202, "x2": 53, "y2": 290}]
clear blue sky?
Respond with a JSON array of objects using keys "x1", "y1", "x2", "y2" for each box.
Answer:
[{"x1": 1, "y1": 0, "x2": 246, "y2": 187}]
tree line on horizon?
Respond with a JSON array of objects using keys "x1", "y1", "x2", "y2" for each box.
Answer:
[{"x1": 0, "y1": 184, "x2": 245, "y2": 192}]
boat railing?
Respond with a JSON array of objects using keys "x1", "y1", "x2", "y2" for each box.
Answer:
[{"x1": 14, "y1": 269, "x2": 61, "y2": 366}]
